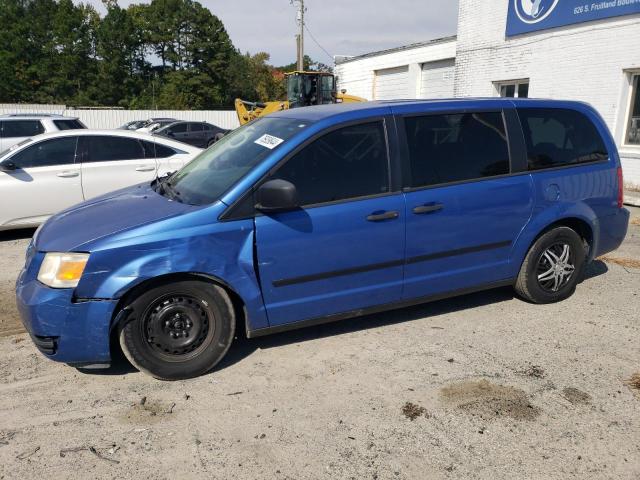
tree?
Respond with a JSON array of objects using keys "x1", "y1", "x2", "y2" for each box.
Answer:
[
  {"x1": 225, "y1": 52, "x2": 285, "y2": 104},
  {"x1": 47, "y1": 0, "x2": 97, "y2": 103},
  {"x1": 276, "y1": 55, "x2": 333, "y2": 73},
  {"x1": 0, "y1": 0, "x2": 329, "y2": 109},
  {"x1": 91, "y1": 3, "x2": 145, "y2": 106}
]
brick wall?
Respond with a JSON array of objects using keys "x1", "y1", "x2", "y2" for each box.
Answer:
[{"x1": 455, "y1": 0, "x2": 640, "y2": 187}]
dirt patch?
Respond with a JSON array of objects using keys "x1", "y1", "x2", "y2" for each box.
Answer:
[
  {"x1": 631, "y1": 218, "x2": 640, "y2": 227},
  {"x1": 402, "y1": 402, "x2": 429, "y2": 421},
  {"x1": 119, "y1": 398, "x2": 177, "y2": 425},
  {"x1": 624, "y1": 373, "x2": 640, "y2": 392},
  {"x1": 518, "y1": 365, "x2": 546, "y2": 379},
  {"x1": 562, "y1": 387, "x2": 591, "y2": 405},
  {"x1": 440, "y1": 379, "x2": 540, "y2": 421},
  {"x1": 598, "y1": 255, "x2": 640, "y2": 270}
]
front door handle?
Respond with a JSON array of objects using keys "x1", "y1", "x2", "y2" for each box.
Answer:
[
  {"x1": 56, "y1": 171, "x2": 79, "y2": 178},
  {"x1": 135, "y1": 166, "x2": 156, "y2": 172},
  {"x1": 366, "y1": 211, "x2": 399, "y2": 222},
  {"x1": 413, "y1": 203, "x2": 443, "y2": 215}
]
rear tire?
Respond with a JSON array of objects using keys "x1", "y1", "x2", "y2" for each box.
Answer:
[
  {"x1": 118, "y1": 280, "x2": 235, "y2": 380},
  {"x1": 515, "y1": 226, "x2": 586, "y2": 304}
]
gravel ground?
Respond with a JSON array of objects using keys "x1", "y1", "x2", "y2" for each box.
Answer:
[{"x1": 0, "y1": 209, "x2": 638, "y2": 479}]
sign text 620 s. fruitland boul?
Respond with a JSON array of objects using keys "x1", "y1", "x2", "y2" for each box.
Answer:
[{"x1": 506, "y1": 0, "x2": 640, "y2": 36}]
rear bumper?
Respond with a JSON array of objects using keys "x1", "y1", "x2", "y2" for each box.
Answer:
[
  {"x1": 595, "y1": 208, "x2": 630, "y2": 257},
  {"x1": 16, "y1": 278, "x2": 117, "y2": 365}
]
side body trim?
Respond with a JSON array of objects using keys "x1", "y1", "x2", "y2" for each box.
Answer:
[{"x1": 248, "y1": 279, "x2": 514, "y2": 338}]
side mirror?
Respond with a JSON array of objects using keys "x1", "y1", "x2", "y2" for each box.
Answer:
[
  {"x1": 0, "y1": 161, "x2": 16, "y2": 172},
  {"x1": 256, "y1": 179, "x2": 298, "y2": 212}
]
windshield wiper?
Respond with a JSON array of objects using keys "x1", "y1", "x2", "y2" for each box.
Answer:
[{"x1": 162, "y1": 178, "x2": 185, "y2": 203}]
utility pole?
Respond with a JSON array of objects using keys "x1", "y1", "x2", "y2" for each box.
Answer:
[{"x1": 292, "y1": 0, "x2": 305, "y2": 71}]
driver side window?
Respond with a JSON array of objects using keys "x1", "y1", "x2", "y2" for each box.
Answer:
[
  {"x1": 9, "y1": 137, "x2": 78, "y2": 169},
  {"x1": 270, "y1": 121, "x2": 389, "y2": 206}
]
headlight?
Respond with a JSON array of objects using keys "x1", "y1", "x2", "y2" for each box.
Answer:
[{"x1": 37, "y1": 252, "x2": 89, "y2": 289}]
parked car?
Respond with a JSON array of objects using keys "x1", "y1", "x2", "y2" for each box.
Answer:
[
  {"x1": 136, "y1": 118, "x2": 177, "y2": 133},
  {"x1": 154, "y1": 121, "x2": 228, "y2": 148},
  {"x1": 0, "y1": 129, "x2": 200, "y2": 231},
  {"x1": 16, "y1": 99, "x2": 629, "y2": 380},
  {"x1": 0, "y1": 114, "x2": 86, "y2": 151},
  {"x1": 119, "y1": 120, "x2": 148, "y2": 131}
]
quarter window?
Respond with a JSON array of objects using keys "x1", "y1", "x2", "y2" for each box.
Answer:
[
  {"x1": 9, "y1": 137, "x2": 77, "y2": 168},
  {"x1": 626, "y1": 74, "x2": 640, "y2": 145},
  {"x1": 403, "y1": 112, "x2": 510, "y2": 188},
  {"x1": 141, "y1": 140, "x2": 176, "y2": 159},
  {"x1": 85, "y1": 136, "x2": 145, "y2": 162},
  {"x1": 271, "y1": 122, "x2": 389, "y2": 206},
  {"x1": 1, "y1": 120, "x2": 45, "y2": 138},
  {"x1": 517, "y1": 108, "x2": 608, "y2": 170}
]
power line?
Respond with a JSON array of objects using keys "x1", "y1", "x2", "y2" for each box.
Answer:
[{"x1": 304, "y1": 24, "x2": 334, "y2": 63}]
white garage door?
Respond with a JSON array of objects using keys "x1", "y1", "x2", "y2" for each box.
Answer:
[
  {"x1": 374, "y1": 66, "x2": 409, "y2": 100},
  {"x1": 419, "y1": 59, "x2": 455, "y2": 99}
]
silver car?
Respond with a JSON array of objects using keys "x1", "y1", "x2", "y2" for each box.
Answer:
[
  {"x1": 0, "y1": 114, "x2": 86, "y2": 151},
  {"x1": 0, "y1": 129, "x2": 202, "y2": 231}
]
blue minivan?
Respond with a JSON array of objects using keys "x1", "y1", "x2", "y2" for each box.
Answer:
[{"x1": 15, "y1": 99, "x2": 629, "y2": 379}]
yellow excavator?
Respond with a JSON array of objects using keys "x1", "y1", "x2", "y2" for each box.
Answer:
[{"x1": 235, "y1": 71, "x2": 365, "y2": 126}]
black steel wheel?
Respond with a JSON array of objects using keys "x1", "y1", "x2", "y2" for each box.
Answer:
[
  {"x1": 515, "y1": 226, "x2": 586, "y2": 304},
  {"x1": 119, "y1": 280, "x2": 235, "y2": 380},
  {"x1": 143, "y1": 294, "x2": 212, "y2": 359}
]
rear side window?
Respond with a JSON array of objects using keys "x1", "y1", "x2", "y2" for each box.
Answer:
[
  {"x1": 9, "y1": 137, "x2": 77, "y2": 168},
  {"x1": 189, "y1": 123, "x2": 204, "y2": 132},
  {"x1": 1, "y1": 120, "x2": 45, "y2": 138},
  {"x1": 141, "y1": 140, "x2": 177, "y2": 159},
  {"x1": 517, "y1": 108, "x2": 608, "y2": 170},
  {"x1": 53, "y1": 119, "x2": 86, "y2": 130},
  {"x1": 169, "y1": 123, "x2": 188, "y2": 133},
  {"x1": 85, "y1": 136, "x2": 145, "y2": 162},
  {"x1": 271, "y1": 121, "x2": 389, "y2": 206},
  {"x1": 404, "y1": 112, "x2": 510, "y2": 188}
]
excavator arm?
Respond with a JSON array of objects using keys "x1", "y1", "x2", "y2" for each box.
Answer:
[{"x1": 234, "y1": 99, "x2": 290, "y2": 126}]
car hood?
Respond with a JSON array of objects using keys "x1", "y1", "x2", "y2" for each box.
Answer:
[{"x1": 35, "y1": 183, "x2": 196, "y2": 252}]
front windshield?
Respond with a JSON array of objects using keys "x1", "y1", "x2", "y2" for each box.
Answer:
[
  {"x1": 166, "y1": 117, "x2": 309, "y2": 205},
  {"x1": 0, "y1": 139, "x2": 32, "y2": 160}
]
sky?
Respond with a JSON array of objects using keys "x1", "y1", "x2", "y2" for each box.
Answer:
[{"x1": 83, "y1": 0, "x2": 460, "y2": 66}]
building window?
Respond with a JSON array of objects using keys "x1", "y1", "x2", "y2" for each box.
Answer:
[
  {"x1": 626, "y1": 74, "x2": 640, "y2": 146},
  {"x1": 496, "y1": 80, "x2": 529, "y2": 98}
]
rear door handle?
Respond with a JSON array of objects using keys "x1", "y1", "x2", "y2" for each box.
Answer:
[
  {"x1": 56, "y1": 171, "x2": 79, "y2": 178},
  {"x1": 135, "y1": 166, "x2": 156, "y2": 172},
  {"x1": 413, "y1": 203, "x2": 443, "y2": 215},
  {"x1": 366, "y1": 211, "x2": 399, "y2": 222}
]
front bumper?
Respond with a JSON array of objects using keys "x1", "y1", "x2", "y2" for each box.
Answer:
[{"x1": 16, "y1": 274, "x2": 118, "y2": 365}]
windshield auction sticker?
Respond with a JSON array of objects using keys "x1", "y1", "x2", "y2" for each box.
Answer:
[{"x1": 254, "y1": 134, "x2": 284, "y2": 150}]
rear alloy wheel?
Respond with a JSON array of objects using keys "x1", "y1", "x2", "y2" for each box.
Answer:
[
  {"x1": 515, "y1": 226, "x2": 586, "y2": 304},
  {"x1": 119, "y1": 281, "x2": 235, "y2": 380},
  {"x1": 536, "y1": 243, "x2": 576, "y2": 293}
]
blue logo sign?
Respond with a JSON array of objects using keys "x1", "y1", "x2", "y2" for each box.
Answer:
[
  {"x1": 514, "y1": 0, "x2": 560, "y2": 24},
  {"x1": 507, "y1": 0, "x2": 640, "y2": 37}
]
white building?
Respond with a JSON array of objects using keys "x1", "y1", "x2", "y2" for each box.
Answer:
[{"x1": 335, "y1": 0, "x2": 640, "y2": 188}]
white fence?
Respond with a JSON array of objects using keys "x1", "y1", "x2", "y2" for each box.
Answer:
[{"x1": 0, "y1": 105, "x2": 240, "y2": 130}]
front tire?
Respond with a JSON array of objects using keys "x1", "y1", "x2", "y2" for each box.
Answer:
[
  {"x1": 515, "y1": 226, "x2": 586, "y2": 304},
  {"x1": 118, "y1": 281, "x2": 235, "y2": 380}
]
